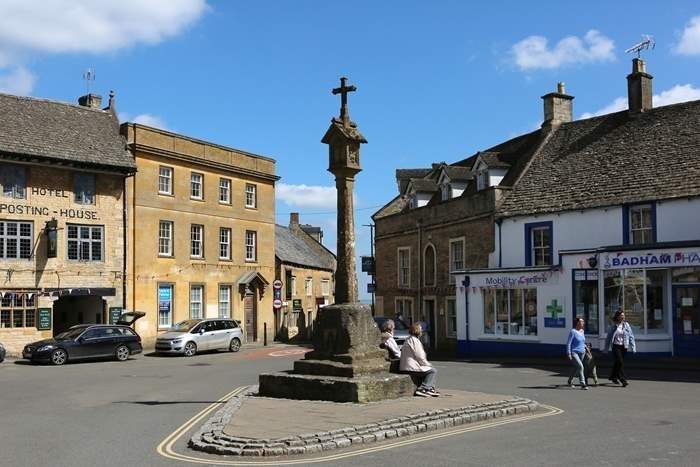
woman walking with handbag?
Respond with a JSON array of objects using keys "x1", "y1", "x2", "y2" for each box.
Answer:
[{"x1": 604, "y1": 311, "x2": 636, "y2": 387}]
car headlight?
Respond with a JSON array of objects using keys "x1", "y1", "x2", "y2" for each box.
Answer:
[
  {"x1": 37, "y1": 345, "x2": 55, "y2": 352},
  {"x1": 171, "y1": 339, "x2": 182, "y2": 344}
]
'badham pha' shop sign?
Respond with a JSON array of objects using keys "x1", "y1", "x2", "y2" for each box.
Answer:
[{"x1": 602, "y1": 248, "x2": 700, "y2": 270}]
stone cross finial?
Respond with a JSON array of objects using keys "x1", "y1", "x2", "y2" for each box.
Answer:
[{"x1": 332, "y1": 77, "x2": 356, "y2": 126}]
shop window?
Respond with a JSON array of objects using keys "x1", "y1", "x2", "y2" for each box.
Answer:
[
  {"x1": 158, "y1": 166, "x2": 173, "y2": 195},
  {"x1": 0, "y1": 292, "x2": 37, "y2": 328},
  {"x1": 1, "y1": 164, "x2": 26, "y2": 199},
  {"x1": 397, "y1": 248, "x2": 411, "y2": 288},
  {"x1": 190, "y1": 285, "x2": 203, "y2": 319},
  {"x1": 0, "y1": 221, "x2": 33, "y2": 259},
  {"x1": 603, "y1": 269, "x2": 667, "y2": 335},
  {"x1": 67, "y1": 224, "x2": 103, "y2": 261},
  {"x1": 74, "y1": 173, "x2": 95, "y2": 205},
  {"x1": 483, "y1": 288, "x2": 537, "y2": 336},
  {"x1": 218, "y1": 285, "x2": 231, "y2": 318},
  {"x1": 623, "y1": 204, "x2": 656, "y2": 245},
  {"x1": 525, "y1": 221, "x2": 553, "y2": 266},
  {"x1": 424, "y1": 244, "x2": 436, "y2": 287},
  {"x1": 446, "y1": 298, "x2": 457, "y2": 338}
]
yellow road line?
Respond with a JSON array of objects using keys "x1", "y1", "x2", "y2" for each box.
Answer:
[{"x1": 157, "y1": 395, "x2": 563, "y2": 466}]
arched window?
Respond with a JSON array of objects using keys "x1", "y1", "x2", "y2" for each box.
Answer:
[{"x1": 424, "y1": 244, "x2": 436, "y2": 286}]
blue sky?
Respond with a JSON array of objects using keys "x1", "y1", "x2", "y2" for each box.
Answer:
[{"x1": 1, "y1": 1, "x2": 699, "y2": 299}]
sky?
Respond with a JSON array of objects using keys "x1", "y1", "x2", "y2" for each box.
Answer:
[{"x1": 1, "y1": 0, "x2": 699, "y2": 299}]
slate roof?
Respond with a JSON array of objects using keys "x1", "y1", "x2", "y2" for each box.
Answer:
[
  {"x1": 276, "y1": 225, "x2": 335, "y2": 271},
  {"x1": 476, "y1": 151, "x2": 511, "y2": 169},
  {"x1": 0, "y1": 93, "x2": 135, "y2": 172},
  {"x1": 497, "y1": 100, "x2": 700, "y2": 218},
  {"x1": 442, "y1": 166, "x2": 472, "y2": 180},
  {"x1": 408, "y1": 178, "x2": 439, "y2": 192}
]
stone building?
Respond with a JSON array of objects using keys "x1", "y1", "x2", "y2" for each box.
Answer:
[
  {"x1": 121, "y1": 123, "x2": 278, "y2": 346},
  {"x1": 275, "y1": 213, "x2": 336, "y2": 340},
  {"x1": 0, "y1": 91, "x2": 135, "y2": 355},
  {"x1": 372, "y1": 113, "x2": 545, "y2": 352}
]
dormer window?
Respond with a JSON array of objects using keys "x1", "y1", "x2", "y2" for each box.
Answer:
[
  {"x1": 441, "y1": 183, "x2": 451, "y2": 201},
  {"x1": 477, "y1": 170, "x2": 488, "y2": 191}
]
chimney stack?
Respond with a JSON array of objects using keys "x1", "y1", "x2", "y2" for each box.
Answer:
[
  {"x1": 290, "y1": 212, "x2": 299, "y2": 227},
  {"x1": 541, "y1": 82, "x2": 574, "y2": 127},
  {"x1": 627, "y1": 58, "x2": 653, "y2": 113},
  {"x1": 78, "y1": 93, "x2": 102, "y2": 109}
]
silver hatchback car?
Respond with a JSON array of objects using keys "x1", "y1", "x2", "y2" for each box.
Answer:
[{"x1": 155, "y1": 318, "x2": 243, "y2": 356}]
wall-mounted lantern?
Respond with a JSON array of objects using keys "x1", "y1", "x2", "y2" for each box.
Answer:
[{"x1": 45, "y1": 218, "x2": 58, "y2": 258}]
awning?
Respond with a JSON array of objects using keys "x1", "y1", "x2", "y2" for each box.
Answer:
[{"x1": 236, "y1": 271, "x2": 269, "y2": 289}]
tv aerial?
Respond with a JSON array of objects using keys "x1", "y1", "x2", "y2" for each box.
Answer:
[
  {"x1": 625, "y1": 35, "x2": 655, "y2": 58},
  {"x1": 82, "y1": 68, "x2": 95, "y2": 94}
]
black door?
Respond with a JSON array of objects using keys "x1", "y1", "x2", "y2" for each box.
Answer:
[{"x1": 573, "y1": 270, "x2": 599, "y2": 334}]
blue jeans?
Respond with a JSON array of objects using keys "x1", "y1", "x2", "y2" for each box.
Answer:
[
  {"x1": 568, "y1": 352, "x2": 585, "y2": 386},
  {"x1": 417, "y1": 367, "x2": 437, "y2": 390}
]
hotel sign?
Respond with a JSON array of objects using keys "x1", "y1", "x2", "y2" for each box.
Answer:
[
  {"x1": 602, "y1": 248, "x2": 700, "y2": 270},
  {"x1": 0, "y1": 187, "x2": 100, "y2": 220}
]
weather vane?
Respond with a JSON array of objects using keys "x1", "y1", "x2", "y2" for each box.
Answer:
[
  {"x1": 82, "y1": 68, "x2": 95, "y2": 94},
  {"x1": 625, "y1": 35, "x2": 655, "y2": 58}
]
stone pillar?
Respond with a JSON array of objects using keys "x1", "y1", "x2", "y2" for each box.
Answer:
[{"x1": 334, "y1": 174, "x2": 358, "y2": 304}]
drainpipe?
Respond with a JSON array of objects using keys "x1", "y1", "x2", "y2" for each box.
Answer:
[
  {"x1": 496, "y1": 218, "x2": 503, "y2": 268},
  {"x1": 131, "y1": 125, "x2": 137, "y2": 314},
  {"x1": 417, "y1": 219, "x2": 422, "y2": 324}
]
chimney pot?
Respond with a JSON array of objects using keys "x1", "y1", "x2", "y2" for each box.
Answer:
[
  {"x1": 627, "y1": 58, "x2": 653, "y2": 113},
  {"x1": 290, "y1": 212, "x2": 299, "y2": 227},
  {"x1": 78, "y1": 93, "x2": 102, "y2": 109},
  {"x1": 541, "y1": 84, "x2": 574, "y2": 127}
]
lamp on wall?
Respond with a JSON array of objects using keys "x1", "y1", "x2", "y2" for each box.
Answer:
[
  {"x1": 45, "y1": 218, "x2": 58, "y2": 258},
  {"x1": 587, "y1": 255, "x2": 598, "y2": 269}
]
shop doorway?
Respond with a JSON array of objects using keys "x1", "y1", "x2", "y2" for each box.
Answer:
[
  {"x1": 673, "y1": 285, "x2": 700, "y2": 356},
  {"x1": 422, "y1": 298, "x2": 436, "y2": 351},
  {"x1": 244, "y1": 289, "x2": 257, "y2": 343},
  {"x1": 573, "y1": 270, "x2": 599, "y2": 334},
  {"x1": 53, "y1": 296, "x2": 105, "y2": 336}
]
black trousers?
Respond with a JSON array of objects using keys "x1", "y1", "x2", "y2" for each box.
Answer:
[{"x1": 610, "y1": 344, "x2": 627, "y2": 382}]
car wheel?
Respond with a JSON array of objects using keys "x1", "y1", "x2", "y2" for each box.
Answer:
[
  {"x1": 50, "y1": 349, "x2": 68, "y2": 366},
  {"x1": 183, "y1": 342, "x2": 197, "y2": 357},
  {"x1": 229, "y1": 337, "x2": 241, "y2": 352},
  {"x1": 115, "y1": 345, "x2": 130, "y2": 362}
]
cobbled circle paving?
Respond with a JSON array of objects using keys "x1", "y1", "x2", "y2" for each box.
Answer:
[{"x1": 188, "y1": 386, "x2": 540, "y2": 457}]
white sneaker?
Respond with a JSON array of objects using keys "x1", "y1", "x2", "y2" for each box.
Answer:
[{"x1": 414, "y1": 388, "x2": 430, "y2": 398}]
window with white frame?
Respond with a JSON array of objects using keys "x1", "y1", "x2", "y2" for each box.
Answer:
[
  {"x1": 73, "y1": 173, "x2": 95, "y2": 205},
  {"x1": 158, "y1": 166, "x2": 173, "y2": 194},
  {"x1": 305, "y1": 278, "x2": 313, "y2": 296},
  {"x1": 219, "y1": 178, "x2": 231, "y2": 204},
  {"x1": 0, "y1": 221, "x2": 32, "y2": 259},
  {"x1": 245, "y1": 184, "x2": 257, "y2": 208},
  {"x1": 321, "y1": 279, "x2": 330, "y2": 296},
  {"x1": 158, "y1": 284, "x2": 173, "y2": 328},
  {"x1": 629, "y1": 204, "x2": 653, "y2": 245},
  {"x1": 530, "y1": 226, "x2": 551, "y2": 266},
  {"x1": 476, "y1": 170, "x2": 487, "y2": 190},
  {"x1": 291, "y1": 276, "x2": 297, "y2": 297},
  {"x1": 245, "y1": 230, "x2": 257, "y2": 262},
  {"x1": 449, "y1": 238, "x2": 464, "y2": 283},
  {"x1": 190, "y1": 172, "x2": 203, "y2": 199},
  {"x1": 395, "y1": 298, "x2": 413, "y2": 323},
  {"x1": 190, "y1": 224, "x2": 203, "y2": 258},
  {"x1": 446, "y1": 298, "x2": 457, "y2": 338},
  {"x1": 441, "y1": 183, "x2": 451, "y2": 201},
  {"x1": 158, "y1": 221, "x2": 173, "y2": 256},
  {"x1": 398, "y1": 248, "x2": 410, "y2": 288},
  {"x1": 483, "y1": 288, "x2": 538, "y2": 336},
  {"x1": 189, "y1": 285, "x2": 203, "y2": 319},
  {"x1": 219, "y1": 227, "x2": 231, "y2": 260},
  {"x1": 1, "y1": 164, "x2": 26, "y2": 199},
  {"x1": 67, "y1": 224, "x2": 103, "y2": 261},
  {"x1": 218, "y1": 285, "x2": 231, "y2": 318}
]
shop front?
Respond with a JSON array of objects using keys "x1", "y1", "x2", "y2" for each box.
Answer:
[{"x1": 456, "y1": 243, "x2": 700, "y2": 358}]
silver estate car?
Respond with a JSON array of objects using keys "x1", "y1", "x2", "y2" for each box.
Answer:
[{"x1": 155, "y1": 319, "x2": 243, "y2": 356}]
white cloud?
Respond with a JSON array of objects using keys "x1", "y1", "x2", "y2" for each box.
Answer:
[
  {"x1": 276, "y1": 183, "x2": 337, "y2": 209},
  {"x1": 122, "y1": 113, "x2": 170, "y2": 130},
  {"x1": 675, "y1": 16, "x2": 700, "y2": 55},
  {"x1": 511, "y1": 30, "x2": 615, "y2": 70},
  {"x1": 0, "y1": 67, "x2": 36, "y2": 95},
  {"x1": 0, "y1": 0, "x2": 208, "y2": 95},
  {"x1": 580, "y1": 84, "x2": 700, "y2": 119}
]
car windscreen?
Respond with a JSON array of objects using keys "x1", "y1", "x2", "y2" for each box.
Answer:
[
  {"x1": 393, "y1": 320, "x2": 409, "y2": 331},
  {"x1": 171, "y1": 320, "x2": 200, "y2": 332},
  {"x1": 55, "y1": 328, "x2": 87, "y2": 339}
]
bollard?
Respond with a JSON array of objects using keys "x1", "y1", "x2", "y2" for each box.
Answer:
[{"x1": 264, "y1": 322, "x2": 268, "y2": 346}]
